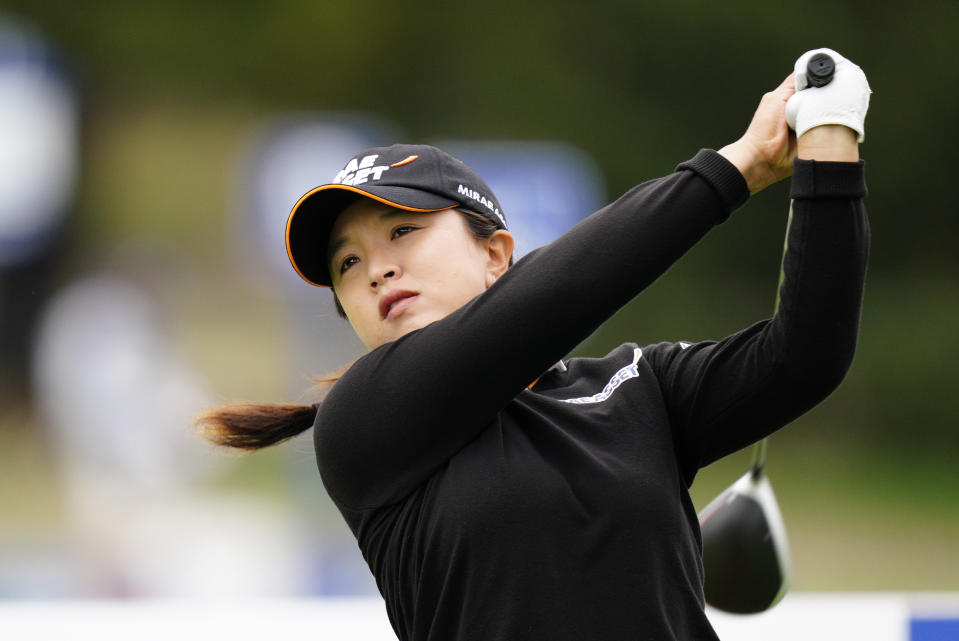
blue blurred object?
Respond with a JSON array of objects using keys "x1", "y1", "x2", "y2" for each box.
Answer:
[
  {"x1": 0, "y1": 17, "x2": 78, "y2": 267},
  {"x1": 910, "y1": 618, "x2": 959, "y2": 641}
]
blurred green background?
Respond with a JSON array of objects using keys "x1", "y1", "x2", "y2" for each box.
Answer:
[{"x1": 0, "y1": 0, "x2": 956, "y2": 596}]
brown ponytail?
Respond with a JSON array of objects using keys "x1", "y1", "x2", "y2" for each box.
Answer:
[
  {"x1": 198, "y1": 364, "x2": 352, "y2": 451},
  {"x1": 198, "y1": 402, "x2": 319, "y2": 450}
]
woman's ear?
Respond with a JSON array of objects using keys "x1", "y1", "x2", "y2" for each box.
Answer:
[{"x1": 485, "y1": 230, "x2": 514, "y2": 287}]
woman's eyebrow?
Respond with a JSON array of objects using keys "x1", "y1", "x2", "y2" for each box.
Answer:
[{"x1": 378, "y1": 208, "x2": 412, "y2": 220}]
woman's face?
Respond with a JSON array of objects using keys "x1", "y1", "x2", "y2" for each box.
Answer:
[{"x1": 328, "y1": 198, "x2": 511, "y2": 349}]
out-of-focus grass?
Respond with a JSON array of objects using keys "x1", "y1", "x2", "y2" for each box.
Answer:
[{"x1": 0, "y1": 410, "x2": 65, "y2": 537}]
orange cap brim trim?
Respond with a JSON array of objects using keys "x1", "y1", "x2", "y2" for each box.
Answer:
[{"x1": 285, "y1": 184, "x2": 458, "y2": 288}]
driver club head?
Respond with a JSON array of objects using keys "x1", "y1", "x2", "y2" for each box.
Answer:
[{"x1": 697, "y1": 468, "x2": 792, "y2": 614}]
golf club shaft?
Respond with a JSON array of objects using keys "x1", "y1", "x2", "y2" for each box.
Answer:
[
  {"x1": 752, "y1": 197, "x2": 798, "y2": 479},
  {"x1": 750, "y1": 438, "x2": 768, "y2": 479}
]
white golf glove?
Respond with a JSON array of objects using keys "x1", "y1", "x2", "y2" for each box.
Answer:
[{"x1": 785, "y1": 48, "x2": 872, "y2": 142}]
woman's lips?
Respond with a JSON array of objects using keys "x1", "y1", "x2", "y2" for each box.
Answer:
[{"x1": 380, "y1": 291, "x2": 419, "y2": 320}]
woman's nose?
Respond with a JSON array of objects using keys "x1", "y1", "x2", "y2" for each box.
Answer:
[{"x1": 369, "y1": 265, "x2": 400, "y2": 289}]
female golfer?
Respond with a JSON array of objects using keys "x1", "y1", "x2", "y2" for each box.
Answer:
[{"x1": 202, "y1": 49, "x2": 870, "y2": 640}]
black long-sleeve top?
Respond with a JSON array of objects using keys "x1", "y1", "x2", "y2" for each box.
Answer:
[{"x1": 313, "y1": 150, "x2": 870, "y2": 640}]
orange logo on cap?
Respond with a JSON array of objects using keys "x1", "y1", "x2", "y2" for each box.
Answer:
[{"x1": 390, "y1": 155, "x2": 419, "y2": 167}]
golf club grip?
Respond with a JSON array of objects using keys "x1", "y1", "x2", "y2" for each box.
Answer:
[{"x1": 805, "y1": 53, "x2": 835, "y2": 88}]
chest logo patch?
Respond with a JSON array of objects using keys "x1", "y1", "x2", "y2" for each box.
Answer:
[{"x1": 559, "y1": 348, "x2": 643, "y2": 405}]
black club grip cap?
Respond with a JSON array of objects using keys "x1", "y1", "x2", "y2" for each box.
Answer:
[{"x1": 806, "y1": 53, "x2": 835, "y2": 88}]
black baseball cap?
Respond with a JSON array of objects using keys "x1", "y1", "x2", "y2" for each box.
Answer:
[{"x1": 286, "y1": 143, "x2": 508, "y2": 287}]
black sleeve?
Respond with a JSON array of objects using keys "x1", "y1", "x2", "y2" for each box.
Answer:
[
  {"x1": 644, "y1": 158, "x2": 870, "y2": 485},
  {"x1": 315, "y1": 150, "x2": 749, "y2": 510}
]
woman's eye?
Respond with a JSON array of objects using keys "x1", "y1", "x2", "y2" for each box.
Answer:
[
  {"x1": 392, "y1": 225, "x2": 417, "y2": 239},
  {"x1": 339, "y1": 256, "x2": 359, "y2": 274}
]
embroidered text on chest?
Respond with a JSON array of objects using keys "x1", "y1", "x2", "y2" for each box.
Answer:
[{"x1": 559, "y1": 348, "x2": 643, "y2": 404}]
